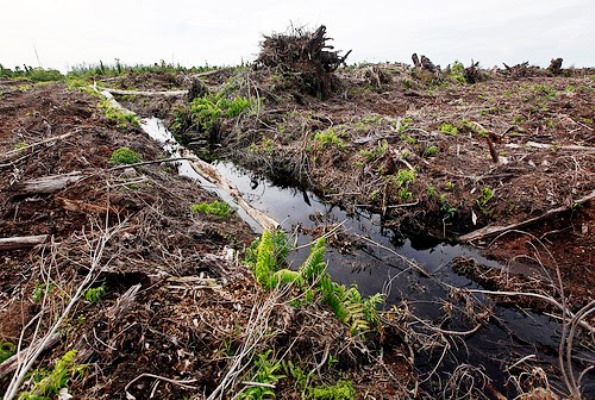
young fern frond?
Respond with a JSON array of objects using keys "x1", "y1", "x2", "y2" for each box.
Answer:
[
  {"x1": 300, "y1": 237, "x2": 327, "y2": 282},
  {"x1": 254, "y1": 230, "x2": 276, "y2": 288}
]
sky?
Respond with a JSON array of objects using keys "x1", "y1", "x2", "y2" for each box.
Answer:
[{"x1": 1, "y1": 0, "x2": 594, "y2": 72}]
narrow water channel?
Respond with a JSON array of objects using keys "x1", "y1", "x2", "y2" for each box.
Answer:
[{"x1": 141, "y1": 117, "x2": 594, "y2": 397}]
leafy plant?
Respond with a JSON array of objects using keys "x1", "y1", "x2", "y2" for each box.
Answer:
[
  {"x1": 1, "y1": 342, "x2": 16, "y2": 363},
  {"x1": 173, "y1": 91, "x2": 257, "y2": 135},
  {"x1": 18, "y1": 350, "x2": 86, "y2": 400},
  {"x1": 110, "y1": 147, "x2": 140, "y2": 165},
  {"x1": 308, "y1": 380, "x2": 356, "y2": 400},
  {"x1": 100, "y1": 99, "x2": 139, "y2": 127},
  {"x1": 447, "y1": 61, "x2": 466, "y2": 84},
  {"x1": 475, "y1": 187, "x2": 494, "y2": 215},
  {"x1": 394, "y1": 169, "x2": 416, "y2": 187},
  {"x1": 190, "y1": 200, "x2": 232, "y2": 218},
  {"x1": 423, "y1": 145, "x2": 439, "y2": 157},
  {"x1": 237, "y1": 350, "x2": 285, "y2": 400},
  {"x1": 440, "y1": 123, "x2": 458, "y2": 135},
  {"x1": 83, "y1": 285, "x2": 106, "y2": 303},
  {"x1": 32, "y1": 281, "x2": 55, "y2": 303},
  {"x1": 245, "y1": 232, "x2": 383, "y2": 334},
  {"x1": 313, "y1": 128, "x2": 345, "y2": 150}
]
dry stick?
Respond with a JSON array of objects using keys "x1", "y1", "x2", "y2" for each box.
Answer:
[
  {"x1": 464, "y1": 288, "x2": 594, "y2": 334},
  {"x1": 2, "y1": 222, "x2": 124, "y2": 400},
  {"x1": 0, "y1": 235, "x2": 48, "y2": 251},
  {"x1": 459, "y1": 189, "x2": 595, "y2": 242},
  {"x1": 124, "y1": 374, "x2": 198, "y2": 399},
  {"x1": 1, "y1": 131, "x2": 75, "y2": 159}
]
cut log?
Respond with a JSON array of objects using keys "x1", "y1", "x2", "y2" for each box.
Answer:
[
  {"x1": 13, "y1": 173, "x2": 85, "y2": 195},
  {"x1": 459, "y1": 189, "x2": 595, "y2": 242},
  {"x1": 0, "y1": 235, "x2": 48, "y2": 251},
  {"x1": 98, "y1": 87, "x2": 188, "y2": 97}
]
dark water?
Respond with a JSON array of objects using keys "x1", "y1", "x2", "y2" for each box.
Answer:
[{"x1": 141, "y1": 117, "x2": 594, "y2": 398}]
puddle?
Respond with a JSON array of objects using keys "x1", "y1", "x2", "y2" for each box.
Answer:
[{"x1": 141, "y1": 116, "x2": 594, "y2": 397}]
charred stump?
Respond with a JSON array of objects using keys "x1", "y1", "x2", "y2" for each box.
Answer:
[
  {"x1": 547, "y1": 57, "x2": 563, "y2": 76},
  {"x1": 187, "y1": 79, "x2": 209, "y2": 102},
  {"x1": 464, "y1": 60, "x2": 482, "y2": 84},
  {"x1": 255, "y1": 25, "x2": 351, "y2": 99}
]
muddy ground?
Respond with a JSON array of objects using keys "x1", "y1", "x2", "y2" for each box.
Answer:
[{"x1": 0, "y1": 84, "x2": 412, "y2": 399}]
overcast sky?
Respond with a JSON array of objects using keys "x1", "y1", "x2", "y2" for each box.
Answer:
[{"x1": 1, "y1": 0, "x2": 593, "y2": 72}]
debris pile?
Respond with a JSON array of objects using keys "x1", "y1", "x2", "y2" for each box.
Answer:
[{"x1": 256, "y1": 25, "x2": 351, "y2": 98}]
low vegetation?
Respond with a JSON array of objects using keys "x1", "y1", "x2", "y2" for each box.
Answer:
[
  {"x1": 190, "y1": 200, "x2": 232, "y2": 217},
  {"x1": 109, "y1": 147, "x2": 141, "y2": 165}
]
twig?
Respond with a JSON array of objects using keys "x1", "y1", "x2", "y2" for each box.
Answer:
[
  {"x1": 125, "y1": 373, "x2": 198, "y2": 399},
  {"x1": 1, "y1": 131, "x2": 75, "y2": 159}
]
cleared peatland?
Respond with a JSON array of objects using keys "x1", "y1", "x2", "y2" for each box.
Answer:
[{"x1": 0, "y1": 28, "x2": 594, "y2": 400}]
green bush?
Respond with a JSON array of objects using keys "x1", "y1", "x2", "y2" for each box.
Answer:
[
  {"x1": 100, "y1": 99, "x2": 140, "y2": 127},
  {"x1": 110, "y1": 147, "x2": 140, "y2": 165},
  {"x1": 83, "y1": 285, "x2": 106, "y2": 303},
  {"x1": 190, "y1": 200, "x2": 231, "y2": 217}
]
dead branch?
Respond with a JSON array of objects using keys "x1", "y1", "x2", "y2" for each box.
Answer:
[
  {"x1": 1, "y1": 132, "x2": 75, "y2": 159},
  {"x1": 0, "y1": 235, "x2": 48, "y2": 251},
  {"x1": 459, "y1": 189, "x2": 595, "y2": 242},
  {"x1": 125, "y1": 373, "x2": 198, "y2": 399},
  {"x1": 12, "y1": 173, "x2": 85, "y2": 195}
]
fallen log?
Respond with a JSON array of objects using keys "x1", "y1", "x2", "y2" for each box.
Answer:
[
  {"x1": 459, "y1": 189, "x2": 595, "y2": 242},
  {"x1": 12, "y1": 173, "x2": 85, "y2": 195},
  {"x1": 181, "y1": 148, "x2": 279, "y2": 231},
  {"x1": 505, "y1": 141, "x2": 595, "y2": 152},
  {"x1": 97, "y1": 87, "x2": 188, "y2": 97},
  {"x1": 0, "y1": 235, "x2": 48, "y2": 251}
]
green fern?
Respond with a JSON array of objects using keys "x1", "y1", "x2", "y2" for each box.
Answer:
[
  {"x1": 246, "y1": 230, "x2": 384, "y2": 334},
  {"x1": 299, "y1": 237, "x2": 327, "y2": 282},
  {"x1": 272, "y1": 269, "x2": 303, "y2": 287},
  {"x1": 18, "y1": 350, "x2": 86, "y2": 400},
  {"x1": 254, "y1": 230, "x2": 276, "y2": 289}
]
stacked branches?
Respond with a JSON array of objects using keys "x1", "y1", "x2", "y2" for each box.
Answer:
[{"x1": 256, "y1": 25, "x2": 351, "y2": 98}]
